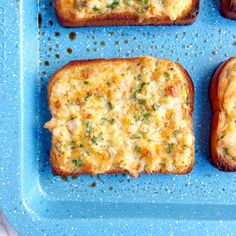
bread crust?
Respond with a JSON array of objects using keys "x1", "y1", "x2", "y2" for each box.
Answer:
[
  {"x1": 54, "y1": 0, "x2": 199, "y2": 27},
  {"x1": 47, "y1": 57, "x2": 194, "y2": 177},
  {"x1": 209, "y1": 57, "x2": 236, "y2": 172},
  {"x1": 221, "y1": 0, "x2": 236, "y2": 20}
]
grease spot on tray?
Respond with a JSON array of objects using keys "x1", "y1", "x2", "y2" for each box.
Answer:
[
  {"x1": 38, "y1": 13, "x2": 42, "y2": 29},
  {"x1": 55, "y1": 32, "x2": 60, "y2": 37},
  {"x1": 67, "y1": 48, "x2": 73, "y2": 54},
  {"x1": 44, "y1": 61, "x2": 50, "y2": 66},
  {"x1": 89, "y1": 182, "x2": 96, "y2": 187},
  {"x1": 69, "y1": 32, "x2": 76, "y2": 41},
  {"x1": 61, "y1": 176, "x2": 68, "y2": 182},
  {"x1": 100, "y1": 41, "x2": 106, "y2": 46},
  {"x1": 49, "y1": 20, "x2": 53, "y2": 26}
]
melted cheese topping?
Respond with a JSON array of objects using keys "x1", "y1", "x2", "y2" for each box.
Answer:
[
  {"x1": 59, "y1": 0, "x2": 193, "y2": 21},
  {"x1": 45, "y1": 57, "x2": 194, "y2": 177},
  {"x1": 216, "y1": 59, "x2": 236, "y2": 162}
]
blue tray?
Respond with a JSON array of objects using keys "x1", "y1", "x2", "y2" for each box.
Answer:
[{"x1": 0, "y1": 0, "x2": 236, "y2": 235}]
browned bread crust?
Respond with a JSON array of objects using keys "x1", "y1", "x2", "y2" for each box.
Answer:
[
  {"x1": 47, "y1": 57, "x2": 194, "y2": 177},
  {"x1": 54, "y1": 0, "x2": 199, "y2": 27},
  {"x1": 209, "y1": 57, "x2": 236, "y2": 172},
  {"x1": 221, "y1": 0, "x2": 236, "y2": 20}
]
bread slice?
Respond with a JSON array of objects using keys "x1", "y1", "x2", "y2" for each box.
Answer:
[
  {"x1": 44, "y1": 57, "x2": 194, "y2": 177},
  {"x1": 54, "y1": 0, "x2": 199, "y2": 27},
  {"x1": 210, "y1": 57, "x2": 236, "y2": 172},
  {"x1": 221, "y1": 0, "x2": 236, "y2": 20}
]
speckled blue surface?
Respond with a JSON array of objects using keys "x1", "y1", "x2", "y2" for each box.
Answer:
[{"x1": 0, "y1": 0, "x2": 236, "y2": 235}]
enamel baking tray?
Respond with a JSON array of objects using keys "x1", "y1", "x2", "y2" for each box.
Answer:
[{"x1": 0, "y1": 0, "x2": 236, "y2": 235}]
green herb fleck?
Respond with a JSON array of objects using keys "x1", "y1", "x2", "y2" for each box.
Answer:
[
  {"x1": 167, "y1": 143, "x2": 174, "y2": 154},
  {"x1": 107, "y1": 100, "x2": 113, "y2": 110},
  {"x1": 164, "y1": 71, "x2": 170, "y2": 81},
  {"x1": 84, "y1": 91, "x2": 92, "y2": 101},
  {"x1": 91, "y1": 136, "x2": 98, "y2": 144},
  {"x1": 83, "y1": 81, "x2": 90, "y2": 85},
  {"x1": 139, "y1": 82, "x2": 148, "y2": 92},
  {"x1": 85, "y1": 121, "x2": 92, "y2": 137},
  {"x1": 71, "y1": 159, "x2": 83, "y2": 173},
  {"x1": 143, "y1": 112, "x2": 151, "y2": 120},
  {"x1": 139, "y1": 100, "x2": 146, "y2": 105},
  {"x1": 130, "y1": 82, "x2": 149, "y2": 99},
  {"x1": 107, "y1": 0, "x2": 119, "y2": 9},
  {"x1": 70, "y1": 141, "x2": 76, "y2": 149},
  {"x1": 152, "y1": 103, "x2": 160, "y2": 111},
  {"x1": 92, "y1": 6, "x2": 100, "y2": 11},
  {"x1": 173, "y1": 130, "x2": 181, "y2": 136},
  {"x1": 134, "y1": 145, "x2": 141, "y2": 153},
  {"x1": 106, "y1": 81, "x2": 112, "y2": 87},
  {"x1": 135, "y1": 74, "x2": 141, "y2": 81},
  {"x1": 132, "y1": 134, "x2": 141, "y2": 139},
  {"x1": 102, "y1": 117, "x2": 115, "y2": 125},
  {"x1": 141, "y1": 130, "x2": 148, "y2": 135}
]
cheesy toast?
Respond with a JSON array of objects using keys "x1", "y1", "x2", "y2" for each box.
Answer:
[
  {"x1": 210, "y1": 57, "x2": 236, "y2": 171},
  {"x1": 55, "y1": 0, "x2": 199, "y2": 27},
  {"x1": 44, "y1": 57, "x2": 194, "y2": 177},
  {"x1": 221, "y1": 0, "x2": 236, "y2": 20}
]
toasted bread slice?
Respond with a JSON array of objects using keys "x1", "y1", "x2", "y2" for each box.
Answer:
[
  {"x1": 54, "y1": 0, "x2": 199, "y2": 27},
  {"x1": 221, "y1": 0, "x2": 236, "y2": 20},
  {"x1": 44, "y1": 57, "x2": 194, "y2": 177},
  {"x1": 210, "y1": 57, "x2": 236, "y2": 171}
]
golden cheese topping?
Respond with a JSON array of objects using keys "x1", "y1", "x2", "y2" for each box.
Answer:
[
  {"x1": 59, "y1": 0, "x2": 194, "y2": 21},
  {"x1": 45, "y1": 57, "x2": 194, "y2": 177},
  {"x1": 216, "y1": 59, "x2": 236, "y2": 162}
]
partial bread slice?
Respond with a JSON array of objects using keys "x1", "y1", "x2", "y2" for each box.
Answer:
[
  {"x1": 221, "y1": 0, "x2": 236, "y2": 20},
  {"x1": 210, "y1": 57, "x2": 236, "y2": 171},
  {"x1": 44, "y1": 57, "x2": 194, "y2": 177},
  {"x1": 55, "y1": 0, "x2": 199, "y2": 27}
]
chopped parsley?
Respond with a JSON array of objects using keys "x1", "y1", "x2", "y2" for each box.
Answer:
[
  {"x1": 139, "y1": 82, "x2": 149, "y2": 92},
  {"x1": 84, "y1": 91, "x2": 92, "y2": 101},
  {"x1": 135, "y1": 74, "x2": 141, "y2": 81},
  {"x1": 134, "y1": 145, "x2": 141, "y2": 153},
  {"x1": 130, "y1": 82, "x2": 150, "y2": 99},
  {"x1": 92, "y1": 6, "x2": 100, "y2": 11},
  {"x1": 152, "y1": 103, "x2": 160, "y2": 111},
  {"x1": 70, "y1": 141, "x2": 76, "y2": 149},
  {"x1": 91, "y1": 136, "x2": 98, "y2": 145},
  {"x1": 107, "y1": 0, "x2": 119, "y2": 9},
  {"x1": 167, "y1": 143, "x2": 174, "y2": 154},
  {"x1": 85, "y1": 121, "x2": 92, "y2": 137},
  {"x1": 101, "y1": 117, "x2": 115, "y2": 124},
  {"x1": 106, "y1": 81, "x2": 112, "y2": 87},
  {"x1": 173, "y1": 130, "x2": 181, "y2": 136},
  {"x1": 71, "y1": 159, "x2": 83, "y2": 173},
  {"x1": 141, "y1": 130, "x2": 148, "y2": 135},
  {"x1": 164, "y1": 71, "x2": 171, "y2": 81},
  {"x1": 107, "y1": 100, "x2": 113, "y2": 110},
  {"x1": 132, "y1": 134, "x2": 141, "y2": 139},
  {"x1": 143, "y1": 112, "x2": 151, "y2": 120}
]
